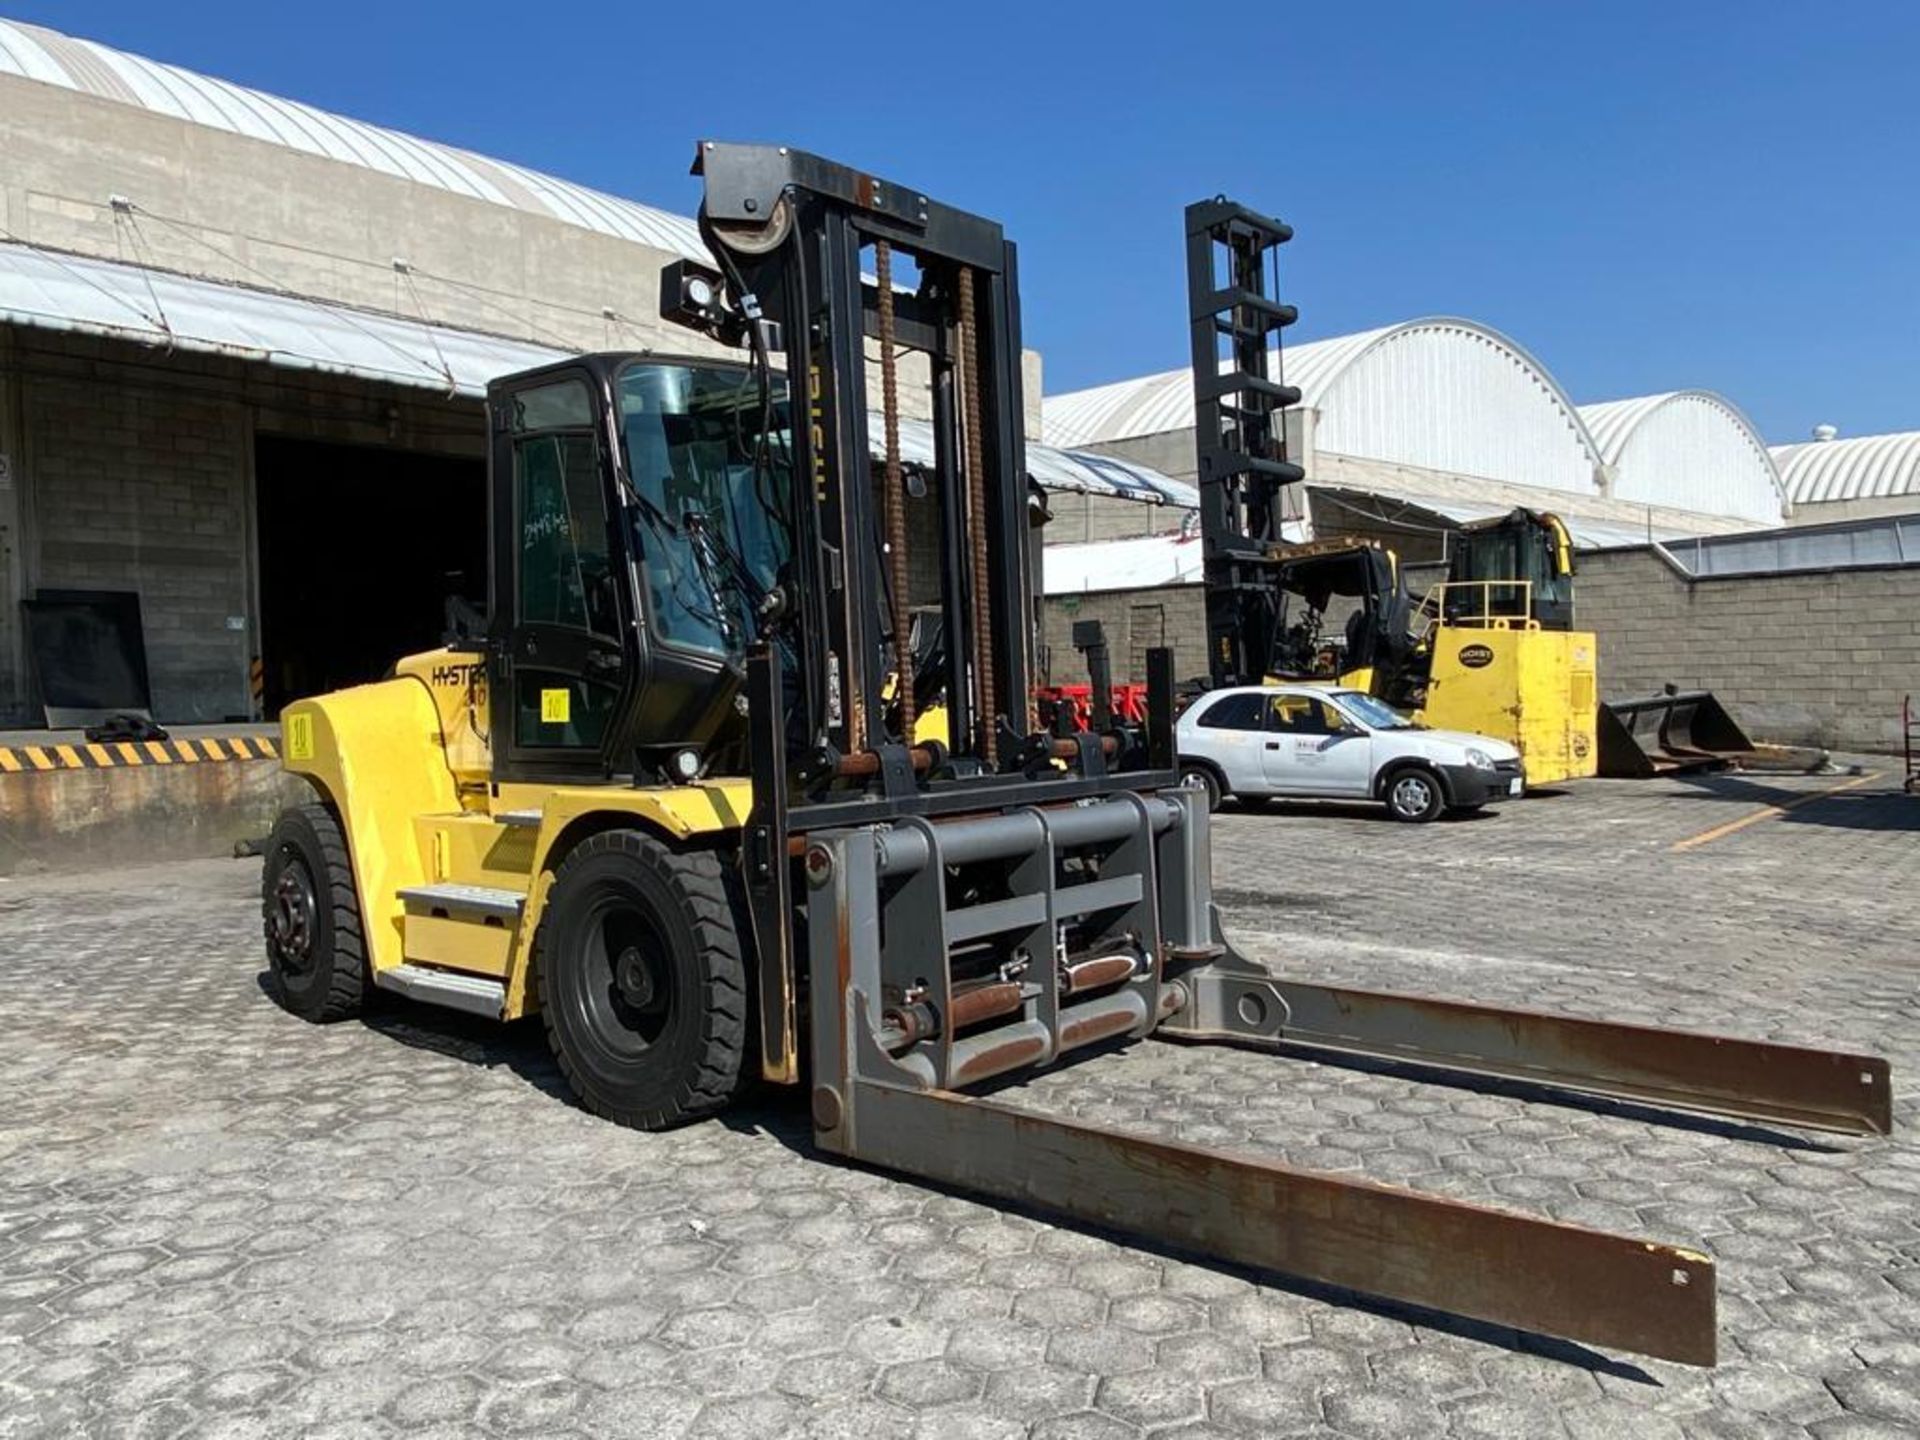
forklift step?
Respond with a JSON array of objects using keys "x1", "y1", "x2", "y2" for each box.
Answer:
[
  {"x1": 495, "y1": 809, "x2": 543, "y2": 829},
  {"x1": 397, "y1": 882, "x2": 525, "y2": 920},
  {"x1": 372, "y1": 963, "x2": 505, "y2": 1019}
]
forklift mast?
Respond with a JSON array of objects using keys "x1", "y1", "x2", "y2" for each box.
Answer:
[
  {"x1": 669, "y1": 143, "x2": 1181, "y2": 1085},
  {"x1": 1186, "y1": 199, "x2": 1305, "y2": 686}
]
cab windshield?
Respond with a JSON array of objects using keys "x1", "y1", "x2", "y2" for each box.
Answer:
[
  {"x1": 1333, "y1": 690, "x2": 1415, "y2": 730},
  {"x1": 616, "y1": 362, "x2": 791, "y2": 657}
]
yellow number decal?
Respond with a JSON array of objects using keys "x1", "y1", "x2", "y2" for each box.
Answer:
[
  {"x1": 285, "y1": 712, "x2": 314, "y2": 761},
  {"x1": 540, "y1": 688, "x2": 571, "y2": 725}
]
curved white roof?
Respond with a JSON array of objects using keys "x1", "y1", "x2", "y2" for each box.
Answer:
[
  {"x1": 1043, "y1": 318, "x2": 1603, "y2": 496},
  {"x1": 0, "y1": 18, "x2": 705, "y2": 260},
  {"x1": 1772, "y1": 431, "x2": 1920, "y2": 505},
  {"x1": 1578, "y1": 391, "x2": 1784, "y2": 525}
]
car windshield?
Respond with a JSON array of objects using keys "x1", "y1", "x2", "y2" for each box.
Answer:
[
  {"x1": 616, "y1": 362, "x2": 791, "y2": 657},
  {"x1": 1333, "y1": 690, "x2": 1415, "y2": 730}
]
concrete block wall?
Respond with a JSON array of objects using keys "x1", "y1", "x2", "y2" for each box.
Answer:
[
  {"x1": 2, "y1": 328, "x2": 487, "y2": 725},
  {"x1": 1577, "y1": 547, "x2": 1920, "y2": 753},
  {"x1": 25, "y1": 367, "x2": 252, "y2": 721},
  {"x1": 1044, "y1": 491, "x2": 1190, "y2": 543},
  {"x1": 1042, "y1": 585, "x2": 1208, "y2": 687}
]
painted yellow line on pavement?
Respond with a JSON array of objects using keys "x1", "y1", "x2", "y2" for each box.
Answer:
[{"x1": 1671, "y1": 772, "x2": 1880, "y2": 852}]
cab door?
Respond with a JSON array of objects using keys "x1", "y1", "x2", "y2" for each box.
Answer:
[{"x1": 488, "y1": 371, "x2": 629, "y2": 778}]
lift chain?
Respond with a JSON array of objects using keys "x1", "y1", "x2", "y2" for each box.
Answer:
[
  {"x1": 874, "y1": 240, "x2": 914, "y2": 741},
  {"x1": 956, "y1": 266, "x2": 998, "y2": 764}
]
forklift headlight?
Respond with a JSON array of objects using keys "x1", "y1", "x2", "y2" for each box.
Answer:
[
  {"x1": 659, "y1": 258, "x2": 737, "y2": 341},
  {"x1": 669, "y1": 748, "x2": 702, "y2": 783},
  {"x1": 1464, "y1": 748, "x2": 1494, "y2": 771}
]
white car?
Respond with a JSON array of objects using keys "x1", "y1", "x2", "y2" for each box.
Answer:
[{"x1": 1176, "y1": 685, "x2": 1525, "y2": 823}]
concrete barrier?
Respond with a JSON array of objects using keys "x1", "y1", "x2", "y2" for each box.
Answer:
[{"x1": 0, "y1": 733, "x2": 308, "y2": 876}]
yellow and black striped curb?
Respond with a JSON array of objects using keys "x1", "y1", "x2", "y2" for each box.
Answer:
[{"x1": 0, "y1": 734, "x2": 280, "y2": 773}]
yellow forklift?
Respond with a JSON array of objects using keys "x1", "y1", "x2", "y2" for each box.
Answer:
[
  {"x1": 1400, "y1": 507, "x2": 1600, "y2": 785},
  {"x1": 261, "y1": 149, "x2": 1890, "y2": 1367}
]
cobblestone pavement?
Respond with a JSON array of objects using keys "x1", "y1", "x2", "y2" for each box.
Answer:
[{"x1": 1, "y1": 764, "x2": 1915, "y2": 1439}]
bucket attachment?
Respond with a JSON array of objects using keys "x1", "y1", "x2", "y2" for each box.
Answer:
[
  {"x1": 1597, "y1": 687, "x2": 1825, "y2": 776},
  {"x1": 796, "y1": 785, "x2": 1891, "y2": 1367}
]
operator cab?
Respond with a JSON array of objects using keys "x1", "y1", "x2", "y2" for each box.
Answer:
[
  {"x1": 1442, "y1": 507, "x2": 1576, "y2": 631},
  {"x1": 486, "y1": 353, "x2": 790, "y2": 784},
  {"x1": 1266, "y1": 542, "x2": 1413, "y2": 682}
]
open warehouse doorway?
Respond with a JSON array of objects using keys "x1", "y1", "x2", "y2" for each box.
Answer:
[{"x1": 255, "y1": 435, "x2": 487, "y2": 717}]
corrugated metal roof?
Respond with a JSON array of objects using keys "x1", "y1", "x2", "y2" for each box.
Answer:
[
  {"x1": 0, "y1": 18, "x2": 707, "y2": 260},
  {"x1": 0, "y1": 240, "x2": 1188, "y2": 505},
  {"x1": 873, "y1": 415, "x2": 1197, "y2": 506},
  {"x1": 1772, "y1": 431, "x2": 1920, "y2": 505},
  {"x1": 1040, "y1": 323, "x2": 1399, "y2": 449},
  {"x1": 1578, "y1": 391, "x2": 1784, "y2": 525},
  {"x1": 0, "y1": 238, "x2": 560, "y2": 392},
  {"x1": 1042, "y1": 318, "x2": 1603, "y2": 497}
]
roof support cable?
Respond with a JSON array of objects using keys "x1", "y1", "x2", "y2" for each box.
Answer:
[
  {"x1": 390, "y1": 259, "x2": 457, "y2": 396},
  {"x1": 393, "y1": 257, "x2": 584, "y2": 355},
  {"x1": 0, "y1": 222, "x2": 172, "y2": 336},
  {"x1": 121, "y1": 201, "x2": 456, "y2": 390},
  {"x1": 107, "y1": 197, "x2": 177, "y2": 349}
]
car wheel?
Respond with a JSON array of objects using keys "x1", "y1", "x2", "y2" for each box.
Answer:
[
  {"x1": 1384, "y1": 767, "x2": 1445, "y2": 823},
  {"x1": 1181, "y1": 763, "x2": 1223, "y2": 813}
]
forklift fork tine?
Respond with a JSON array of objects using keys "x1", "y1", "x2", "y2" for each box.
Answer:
[
  {"x1": 847, "y1": 1081, "x2": 1719, "y2": 1367},
  {"x1": 1167, "y1": 945, "x2": 1892, "y2": 1138}
]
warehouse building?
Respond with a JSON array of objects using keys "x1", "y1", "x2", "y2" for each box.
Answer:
[
  {"x1": 1044, "y1": 319, "x2": 1788, "y2": 555},
  {"x1": 0, "y1": 17, "x2": 1192, "y2": 727},
  {"x1": 1040, "y1": 325, "x2": 1794, "y2": 682},
  {"x1": 1774, "y1": 429, "x2": 1920, "y2": 525}
]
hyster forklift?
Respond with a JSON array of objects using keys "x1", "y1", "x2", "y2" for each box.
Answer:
[{"x1": 263, "y1": 146, "x2": 1890, "y2": 1368}]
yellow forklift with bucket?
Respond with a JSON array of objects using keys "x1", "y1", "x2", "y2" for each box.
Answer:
[{"x1": 262, "y1": 147, "x2": 1890, "y2": 1368}]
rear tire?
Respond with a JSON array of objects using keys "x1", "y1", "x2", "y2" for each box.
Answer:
[
  {"x1": 1383, "y1": 767, "x2": 1446, "y2": 824},
  {"x1": 262, "y1": 802, "x2": 366, "y2": 1022},
  {"x1": 535, "y1": 830, "x2": 751, "y2": 1130},
  {"x1": 1181, "y1": 763, "x2": 1223, "y2": 813}
]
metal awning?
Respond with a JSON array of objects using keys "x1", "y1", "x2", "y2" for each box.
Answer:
[
  {"x1": 1042, "y1": 519, "x2": 1307, "y2": 596},
  {"x1": 1308, "y1": 485, "x2": 1706, "y2": 550},
  {"x1": 0, "y1": 240, "x2": 1197, "y2": 506},
  {"x1": 0, "y1": 239, "x2": 560, "y2": 393}
]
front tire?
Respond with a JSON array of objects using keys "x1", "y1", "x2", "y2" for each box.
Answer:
[
  {"x1": 1383, "y1": 767, "x2": 1446, "y2": 823},
  {"x1": 262, "y1": 802, "x2": 367, "y2": 1022},
  {"x1": 1181, "y1": 763, "x2": 1224, "y2": 813},
  {"x1": 535, "y1": 831, "x2": 751, "y2": 1130}
]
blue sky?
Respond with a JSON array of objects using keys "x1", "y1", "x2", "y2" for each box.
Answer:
[{"x1": 12, "y1": 2, "x2": 1919, "y2": 442}]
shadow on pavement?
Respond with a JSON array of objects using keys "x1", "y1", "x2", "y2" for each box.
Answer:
[{"x1": 295, "y1": 972, "x2": 1672, "y2": 1383}]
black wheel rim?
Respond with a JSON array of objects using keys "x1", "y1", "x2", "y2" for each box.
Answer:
[
  {"x1": 268, "y1": 853, "x2": 319, "y2": 972},
  {"x1": 578, "y1": 899, "x2": 674, "y2": 1059}
]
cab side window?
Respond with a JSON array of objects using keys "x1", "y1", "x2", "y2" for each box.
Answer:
[{"x1": 517, "y1": 432, "x2": 615, "y2": 639}]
